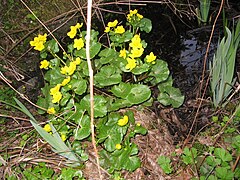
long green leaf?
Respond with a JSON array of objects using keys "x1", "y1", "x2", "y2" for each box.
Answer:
[
  {"x1": 13, "y1": 98, "x2": 80, "y2": 166},
  {"x1": 13, "y1": 97, "x2": 36, "y2": 123}
]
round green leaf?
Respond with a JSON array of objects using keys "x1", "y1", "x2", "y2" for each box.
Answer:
[
  {"x1": 157, "y1": 86, "x2": 184, "y2": 108},
  {"x1": 157, "y1": 76, "x2": 173, "y2": 92},
  {"x1": 94, "y1": 65, "x2": 122, "y2": 87},
  {"x1": 126, "y1": 84, "x2": 151, "y2": 104},
  {"x1": 99, "y1": 48, "x2": 118, "y2": 63},
  {"x1": 104, "y1": 131, "x2": 122, "y2": 152},
  {"x1": 149, "y1": 60, "x2": 170, "y2": 84},
  {"x1": 134, "y1": 125, "x2": 147, "y2": 135},
  {"x1": 70, "y1": 78, "x2": 87, "y2": 95},
  {"x1": 132, "y1": 63, "x2": 150, "y2": 75},
  {"x1": 80, "y1": 95, "x2": 108, "y2": 118},
  {"x1": 111, "y1": 82, "x2": 131, "y2": 99},
  {"x1": 139, "y1": 18, "x2": 152, "y2": 33}
]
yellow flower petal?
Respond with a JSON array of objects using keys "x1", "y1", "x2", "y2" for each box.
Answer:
[
  {"x1": 136, "y1": 123, "x2": 141, "y2": 127},
  {"x1": 129, "y1": 34, "x2": 142, "y2": 49},
  {"x1": 40, "y1": 60, "x2": 49, "y2": 69},
  {"x1": 47, "y1": 107, "x2": 56, "y2": 114},
  {"x1": 137, "y1": 13, "x2": 143, "y2": 19},
  {"x1": 104, "y1": 26, "x2": 110, "y2": 33},
  {"x1": 119, "y1": 48, "x2": 127, "y2": 59},
  {"x1": 67, "y1": 62, "x2": 77, "y2": 75},
  {"x1": 67, "y1": 26, "x2": 77, "y2": 39},
  {"x1": 125, "y1": 58, "x2": 136, "y2": 71},
  {"x1": 73, "y1": 38, "x2": 84, "y2": 50},
  {"x1": 115, "y1": 144, "x2": 122, "y2": 150},
  {"x1": 107, "y1": 20, "x2": 118, "y2": 28},
  {"x1": 75, "y1": 22, "x2": 83, "y2": 29},
  {"x1": 130, "y1": 47, "x2": 144, "y2": 58},
  {"x1": 115, "y1": 26, "x2": 125, "y2": 34},
  {"x1": 52, "y1": 91, "x2": 62, "y2": 103},
  {"x1": 146, "y1": 52, "x2": 156, "y2": 64},
  {"x1": 61, "y1": 134, "x2": 67, "y2": 142},
  {"x1": 118, "y1": 115, "x2": 129, "y2": 126},
  {"x1": 74, "y1": 57, "x2": 81, "y2": 65},
  {"x1": 61, "y1": 76, "x2": 71, "y2": 86},
  {"x1": 30, "y1": 34, "x2": 47, "y2": 51},
  {"x1": 43, "y1": 124, "x2": 52, "y2": 133},
  {"x1": 60, "y1": 66, "x2": 69, "y2": 75},
  {"x1": 50, "y1": 84, "x2": 61, "y2": 95}
]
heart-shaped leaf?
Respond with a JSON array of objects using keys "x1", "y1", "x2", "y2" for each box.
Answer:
[
  {"x1": 111, "y1": 82, "x2": 132, "y2": 99},
  {"x1": 80, "y1": 95, "x2": 108, "y2": 118},
  {"x1": 94, "y1": 65, "x2": 122, "y2": 87},
  {"x1": 126, "y1": 84, "x2": 151, "y2": 104},
  {"x1": 157, "y1": 86, "x2": 184, "y2": 108},
  {"x1": 139, "y1": 18, "x2": 152, "y2": 33},
  {"x1": 149, "y1": 60, "x2": 169, "y2": 85},
  {"x1": 70, "y1": 78, "x2": 87, "y2": 95}
]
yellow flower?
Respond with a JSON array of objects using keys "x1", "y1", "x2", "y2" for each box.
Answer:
[
  {"x1": 119, "y1": 48, "x2": 127, "y2": 59},
  {"x1": 61, "y1": 76, "x2": 71, "y2": 86},
  {"x1": 67, "y1": 23, "x2": 83, "y2": 38},
  {"x1": 75, "y1": 22, "x2": 83, "y2": 29},
  {"x1": 115, "y1": 144, "x2": 122, "y2": 150},
  {"x1": 146, "y1": 52, "x2": 156, "y2": 64},
  {"x1": 52, "y1": 91, "x2": 62, "y2": 103},
  {"x1": 74, "y1": 57, "x2": 81, "y2": 65},
  {"x1": 130, "y1": 47, "x2": 144, "y2": 58},
  {"x1": 107, "y1": 20, "x2": 118, "y2": 28},
  {"x1": 136, "y1": 123, "x2": 141, "y2": 126},
  {"x1": 104, "y1": 26, "x2": 110, "y2": 33},
  {"x1": 137, "y1": 13, "x2": 143, "y2": 19},
  {"x1": 60, "y1": 66, "x2": 68, "y2": 75},
  {"x1": 50, "y1": 84, "x2": 61, "y2": 95},
  {"x1": 61, "y1": 134, "x2": 67, "y2": 142},
  {"x1": 40, "y1": 60, "x2": 49, "y2": 69},
  {"x1": 125, "y1": 57, "x2": 137, "y2": 71},
  {"x1": 37, "y1": 34, "x2": 47, "y2": 41},
  {"x1": 47, "y1": 107, "x2": 56, "y2": 114},
  {"x1": 30, "y1": 34, "x2": 47, "y2": 51},
  {"x1": 118, "y1": 115, "x2": 129, "y2": 126},
  {"x1": 43, "y1": 124, "x2": 52, "y2": 133},
  {"x1": 73, "y1": 38, "x2": 84, "y2": 50},
  {"x1": 115, "y1": 26, "x2": 125, "y2": 34},
  {"x1": 67, "y1": 62, "x2": 77, "y2": 75},
  {"x1": 60, "y1": 60, "x2": 79, "y2": 76},
  {"x1": 127, "y1": 9, "x2": 138, "y2": 21},
  {"x1": 67, "y1": 26, "x2": 77, "y2": 38},
  {"x1": 129, "y1": 34, "x2": 142, "y2": 49},
  {"x1": 130, "y1": 9, "x2": 138, "y2": 15}
]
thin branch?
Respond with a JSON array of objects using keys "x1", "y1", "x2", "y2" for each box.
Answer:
[
  {"x1": 86, "y1": 0, "x2": 102, "y2": 179},
  {"x1": 185, "y1": 0, "x2": 225, "y2": 146}
]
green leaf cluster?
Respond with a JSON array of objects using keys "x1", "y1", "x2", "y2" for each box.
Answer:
[
  {"x1": 210, "y1": 20, "x2": 240, "y2": 108},
  {"x1": 157, "y1": 155, "x2": 173, "y2": 174},
  {"x1": 30, "y1": 9, "x2": 184, "y2": 174},
  {"x1": 199, "y1": 147, "x2": 239, "y2": 179}
]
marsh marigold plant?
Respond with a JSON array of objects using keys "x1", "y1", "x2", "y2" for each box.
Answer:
[{"x1": 31, "y1": 9, "x2": 184, "y2": 173}]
